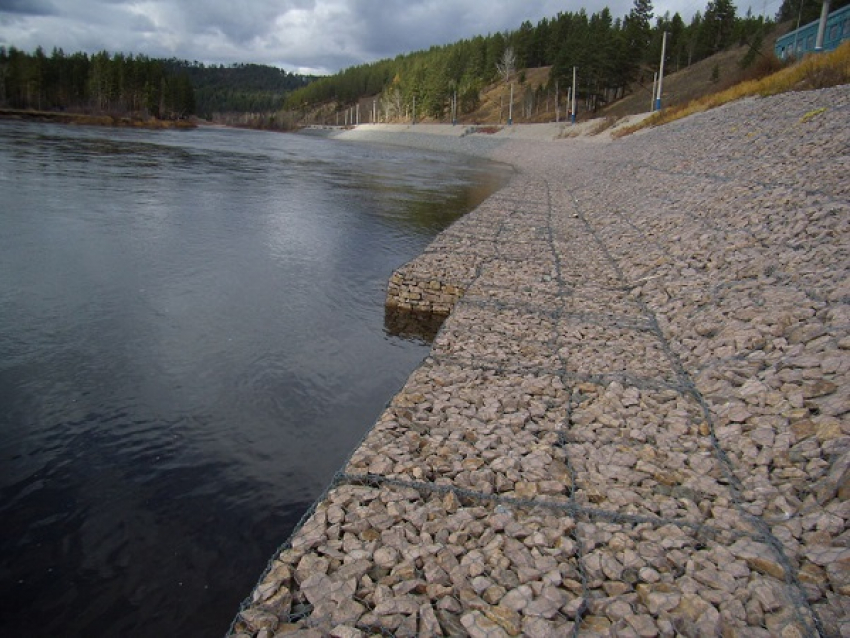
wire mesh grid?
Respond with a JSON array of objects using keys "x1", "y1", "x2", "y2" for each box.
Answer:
[{"x1": 227, "y1": 145, "x2": 843, "y2": 636}]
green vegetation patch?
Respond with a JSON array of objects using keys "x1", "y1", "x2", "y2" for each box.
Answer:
[{"x1": 800, "y1": 106, "x2": 828, "y2": 123}]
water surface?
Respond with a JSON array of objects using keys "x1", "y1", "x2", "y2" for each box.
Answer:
[{"x1": 0, "y1": 121, "x2": 509, "y2": 636}]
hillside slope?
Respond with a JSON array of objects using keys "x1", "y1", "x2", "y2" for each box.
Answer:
[{"x1": 325, "y1": 29, "x2": 785, "y2": 128}]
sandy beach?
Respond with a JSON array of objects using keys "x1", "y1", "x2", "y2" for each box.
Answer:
[{"x1": 230, "y1": 86, "x2": 849, "y2": 637}]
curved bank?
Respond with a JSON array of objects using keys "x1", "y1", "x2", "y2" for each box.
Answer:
[{"x1": 230, "y1": 86, "x2": 849, "y2": 638}]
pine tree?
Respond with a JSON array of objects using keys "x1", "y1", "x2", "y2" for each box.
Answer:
[
  {"x1": 623, "y1": 0, "x2": 654, "y2": 80},
  {"x1": 702, "y1": 0, "x2": 739, "y2": 53}
]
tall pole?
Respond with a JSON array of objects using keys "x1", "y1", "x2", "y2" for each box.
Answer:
[
  {"x1": 508, "y1": 83, "x2": 513, "y2": 125},
  {"x1": 571, "y1": 67, "x2": 577, "y2": 124},
  {"x1": 373, "y1": 99, "x2": 376, "y2": 124},
  {"x1": 412, "y1": 95, "x2": 416, "y2": 125},
  {"x1": 651, "y1": 72, "x2": 658, "y2": 112},
  {"x1": 555, "y1": 80, "x2": 559, "y2": 123},
  {"x1": 815, "y1": 0, "x2": 831, "y2": 51},
  {"x1": 452, "y1": 90, "x2": 457, "y2": 125},
  {"x1": 655, "y1": 31, "x2": 668, "y2": 111}
]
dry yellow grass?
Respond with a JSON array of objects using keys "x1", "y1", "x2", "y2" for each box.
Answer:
[{"x1": 615, "y1": 41, "x2": 850, "y2": 137}]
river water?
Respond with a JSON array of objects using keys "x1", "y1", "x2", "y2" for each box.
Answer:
[{"x1": 0, "y1": 121, "x2": 508, "y2": 636}]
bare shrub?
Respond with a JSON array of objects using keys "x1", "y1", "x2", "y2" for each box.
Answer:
[{"x1": 739, "y1": 54, "x2": 784, "y2": 83}]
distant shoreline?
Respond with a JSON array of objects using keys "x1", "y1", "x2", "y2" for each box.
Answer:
[
  {"x1": 0, "y1": 108, "x2": 196, "y2": 130},
  {"x1": 297, "y1": 114, "x2": 653, "y2": 159}
]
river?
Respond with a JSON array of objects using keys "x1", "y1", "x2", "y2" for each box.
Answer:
[{"x1": 0, "y1": 121, "x2": 508, "y2": 636}]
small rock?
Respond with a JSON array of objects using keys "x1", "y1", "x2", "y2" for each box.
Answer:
[
  {"x1": 329, "y1": 626, "x2": 364, "y2": 638},
  {"x1": 460, "y1": 610, "x2": 510, "y2": 638},
  {"x1": 729, "y1": 539, "x2": 785, "y2": 579}
]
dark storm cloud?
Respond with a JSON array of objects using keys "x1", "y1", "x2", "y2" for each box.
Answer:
[
  {"x1": 176, "y1": 0, "x2": 306, "y2": 44},
  {"x1": 0, "y1": 0, "x2": 57, "y2": 16}
]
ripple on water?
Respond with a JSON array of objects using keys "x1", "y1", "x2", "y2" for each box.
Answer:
[{"x1": 0, "y1": 120, "x2": 509, "y2": 637}]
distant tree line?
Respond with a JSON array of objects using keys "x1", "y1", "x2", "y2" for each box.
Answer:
[
  {"x1": 164, "y1": 61, "x2": 316, "y2": 120},
  {"x1": 0, "y1": 47, "x2": 195, "y2": 119},
  {"x1": 0, "y1": 49, "x2": 318, "y2": 123},
  {"x1": 284, "y1": 0, "x2": 787, "y2": 120}
]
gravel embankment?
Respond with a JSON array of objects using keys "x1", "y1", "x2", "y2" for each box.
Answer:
[{"x1": 230, "y1": 86, "x2": 849, "y2": 638}]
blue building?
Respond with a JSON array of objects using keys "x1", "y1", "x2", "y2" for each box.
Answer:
[{"x1": 775, "y1": 3, "x2": 850, "y2": 59}]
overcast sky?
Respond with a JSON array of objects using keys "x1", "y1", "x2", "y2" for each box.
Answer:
[{"x1": 0, "y1": 0, "x2": 782, "y2": 75}]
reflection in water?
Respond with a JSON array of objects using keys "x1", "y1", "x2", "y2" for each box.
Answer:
[
  {"x1": 384, "y1": 306, "x2": 449, "y2": 343},
  {"x1": 0, "y1": 121, "x2": 509, "y2": 637}
]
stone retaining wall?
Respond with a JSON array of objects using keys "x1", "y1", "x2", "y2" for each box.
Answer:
[
  {"x1": 229, "y1": 86, "x2": 849, "y2": 638},
  {"x1": 385, "y1": 268, "x2": 465, "y2": 317}
]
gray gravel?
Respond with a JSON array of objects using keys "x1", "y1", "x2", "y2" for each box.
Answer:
[{"x1": 230, "y1": 86, "x2": 849, "y2": 638}]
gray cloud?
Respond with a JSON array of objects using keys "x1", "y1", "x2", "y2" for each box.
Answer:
[
  {"x1": 0, "y1": 0, "x2": 774, "y2": 74},
  {"x1": 0, "y1": 0, "x2": 57, "y2": 16}
]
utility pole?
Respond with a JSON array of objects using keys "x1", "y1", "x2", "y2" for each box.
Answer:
[
  {"x1": 412, "y1": 95, "x2": 416, "y2": 125},
  {"x1": 655, "y1": 31, "x2": 668, "y2": 111},
  {"x1": 815, "y1": 0, "x2": 831, "y2": 51},
  {"x1": 571, "y1": 67, "x2": 577, "y2": 124},
  {"x1": 508, "y1": 83, "x2": 513, "y2": 125},
  {"x1": 453, "y1": 90, "x2": 457, "y2": 125},
  {"x1": 555, "y1": 80, "x2": 559, "y2": 123},
  {"x1": 651, "y1": 72, "x2": 658, "y2": 112}
]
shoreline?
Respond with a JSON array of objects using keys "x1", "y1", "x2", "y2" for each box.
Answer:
[
  {"x1": 231, "y1": 86, "x2": 849, "y2": 637},
  {"x1": 0, "y1": 108, "x2": 197, "y2": 130},
  {"x1": 296, "y1": 113, "x2": 653, "y2": 159}
]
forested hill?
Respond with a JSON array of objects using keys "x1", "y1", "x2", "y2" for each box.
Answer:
[
  {"x1": 284, "y1": 0, "x2": 849, "y2": 123},
  {"x1": 0, "y1": 48, "x2": 316, "y2": 121},
  {"x1": 165, "y1": 61, "x2": 317, "y2": 119},
  {"x1": 0, "y1": 48, "x2": 196, "y2": 119}
]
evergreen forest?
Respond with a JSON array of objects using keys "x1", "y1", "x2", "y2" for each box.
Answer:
[
  {"x1": 164, "y1": 61, "x2": 316, "y2": 120},
  {"x1": 284, "y1": 0, "x2": 848, "y2": 122},
  {"x1": 0, "y1": 49, "x2": 315, "y2": 121},
  {"x1": 1, "y1": 0, "x2": 847, "y2": 126},
  {"x1": 0, "y1": 48, "x2": 196, "y2": 119}
]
